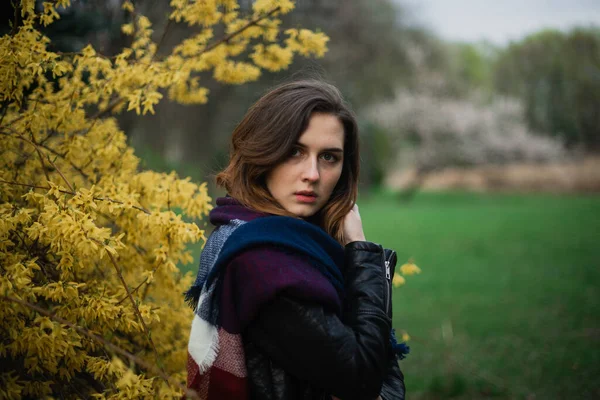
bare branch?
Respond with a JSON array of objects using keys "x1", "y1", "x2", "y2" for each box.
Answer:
[
  {"x1": 154, "y1": 18, "x2": 173, "y2": 61},
  {"x1": 10, "y1": 1, "x2": 22, "y2": 36}
]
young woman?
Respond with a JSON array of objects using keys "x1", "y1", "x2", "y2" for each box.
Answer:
[{"x1": 185, "y1": 80, "x2": 405, "y2": 400}]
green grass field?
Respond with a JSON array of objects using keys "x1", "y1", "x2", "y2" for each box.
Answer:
[{"x1": 359, "y1": 191, "x2": 600, "y2": 399}]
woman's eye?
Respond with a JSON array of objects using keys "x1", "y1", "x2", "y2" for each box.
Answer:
[
  {"x1": 321, "y1": 153, "x2": 338, "y2": 163},
  {"x1": 290, "y1": 148, "x2": 302, "y2": 157}
]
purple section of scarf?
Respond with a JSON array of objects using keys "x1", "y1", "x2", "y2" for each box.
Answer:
[
  {"x1": 210, "y1": 197, "x2": 267, "y2": 227},
  {"x1": 219, "y1": 246, "x2": 342, "y2": 334}
]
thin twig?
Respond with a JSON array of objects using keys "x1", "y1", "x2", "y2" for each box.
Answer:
[
  {"x1": 38, "y1": 128, "x2": 58, "y2": 146},
  {"x1": 1, "y1": 130, "x2": 90, "y2": 181},
  {"x1": 55, "y1": 50, "x2": 115, "y2": 61},
  {"x1": 0, "y1": 179, "x2": 151, "y2": 215},
  {"x1": 29, "y1": 132, "x2": 52, "y2": 184},
  {"x1": 99, "y1": 243, "x2": 164, "y2": 373},
  {"x1": 81, "y1": 128, "x2": 119, "y2": 171},
  {"x1": 203, "y1": 6, "x2": 281, "y2": 54},
  {"x1": 41, "y1": 145, "x2": 75, "y2": 193},
  {"x1": 88, "y1": 97, "x2": 125, "y2": 121},
  {"x1": 38, "y1": 142, "x2": 89, "y2": 180},
  {"x1": 1, "y1": 295, "x2": 199, "y2": 400},
  {"x1": 153, "y1": 18, "x2": 173, "y2": 61},
  {"x1": 92, "y1": 196, "x2": 151, "y2": 215},
  {"x1": 0, "y1": 101, "x2": 9, "y2": 127},
  {"x1": 39, "y1": 88, "x2": 79, "y2": 147},
  {"x1": 10, "y1": 1, "x2": 22, "y2": 36},
  {"x1": 116, "y1": 261, "x2": 162, "y2": 306},
  {"x1": 23, "y1": 128, "x2": 74, "y2": 192},
  {"x1": 2, "y1": 112, "x2": 28, "y2": 129},
  {"x1": 23, "y1": 99, "x2": 53, "y2": 185}
]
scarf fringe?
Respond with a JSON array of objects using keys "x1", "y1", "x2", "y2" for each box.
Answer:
[
  {"x1": 199, "y1": 333, "x2": 219, "y2": 374},
  {"x1": 184, "y1": 285, "x2": 202, "y2": 311},
  {"x1": 189, "y1": 315, "x2": 221, "y2": 374}
]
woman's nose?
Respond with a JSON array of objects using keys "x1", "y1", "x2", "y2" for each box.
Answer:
[{"x1": 301, "y1": 158, "x2": 320, "y2": 182}]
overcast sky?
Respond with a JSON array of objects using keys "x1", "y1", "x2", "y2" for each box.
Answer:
[{"x1": 401, "y1": 0, "x2": 600, "y2": 44}]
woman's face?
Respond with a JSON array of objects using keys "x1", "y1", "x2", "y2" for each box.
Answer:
[{"x1": 266, "y1": 112, "x2": 345, "y2": 218}]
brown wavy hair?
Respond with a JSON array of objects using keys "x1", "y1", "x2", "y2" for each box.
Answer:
[{"x1": 216, "y1": 79, "x2": 359, "y2": 244}]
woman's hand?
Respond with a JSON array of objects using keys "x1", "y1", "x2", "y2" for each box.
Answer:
[{"x1": 343, "y1": 204, "x2": 366, "y2": 245}]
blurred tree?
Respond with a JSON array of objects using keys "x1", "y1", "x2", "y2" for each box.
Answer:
[
  {"x1": 368, "y1": 91, "x2": 567, "y2": 180},
  {"x1": 295, "y1": 0, "x2": 414, "y2": 106},
  {"x1": 493, "y1": 27, "x2": 600, "y2": 151},
  {"x1": 445, "y1": 41, "x2": 498, "y2": 96}
]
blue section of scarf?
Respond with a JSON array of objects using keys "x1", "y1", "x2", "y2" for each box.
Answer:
[
  {"x1": 185, "y1": 215, "x2": 344, "y2": 310},
  {"x1": 206, "y1": 216, "x2": 344, "y2": 290}
]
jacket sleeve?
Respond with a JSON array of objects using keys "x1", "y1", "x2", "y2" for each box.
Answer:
[
  {"x1": 380, "y1": 249, "x2": 406, "y2": 400},
  {"x1": 243, "y1": 241, "x2": 392, "y2": 400},
  {"x1": 380, "y1": 349, "x2": 405, "y2": 400}
]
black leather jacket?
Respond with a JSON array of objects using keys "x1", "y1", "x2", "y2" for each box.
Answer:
[{"x1": 243, "y1": 241, "x2": 406, "y2": 400}]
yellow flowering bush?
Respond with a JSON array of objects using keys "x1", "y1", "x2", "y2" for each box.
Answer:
[{"x1": 0, "y1": 1, "x2": 328, "y2": 398}]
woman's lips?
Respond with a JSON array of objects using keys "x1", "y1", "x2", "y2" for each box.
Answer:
[{"x1": 295, "y1": 193, "x2": 317, "y2": 203}]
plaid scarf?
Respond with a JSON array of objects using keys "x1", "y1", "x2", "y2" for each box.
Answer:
[{"x1": 185, "y1": 199, "x2": 345, "y2": 399}]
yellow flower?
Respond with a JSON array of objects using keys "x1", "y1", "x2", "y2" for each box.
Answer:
[
  {"x1": 400, "y1": 260, "x2": 421, "y2": 276},
  {"x1": 285, "y1": 29, "x2": 329, "y2": 58},
  {"x1": 121, "y1": 23, "x2": 134, "y2": 35},
  {"x1": 121, "y1": 1, "x2": 134, "y2": 12},
  {"x1": 251, "y1": 44, "x2": 293, "y2": 72},
  {"x1": 392, "y1": 273, "x2": 405, "y2": 287},
  {"x1": 253, "y1": 0, "x2": 295, "y2": 14}
]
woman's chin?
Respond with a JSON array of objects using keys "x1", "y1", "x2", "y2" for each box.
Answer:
[{"x1": 285, "y1": 203, "x2": 320, "y2": 219}]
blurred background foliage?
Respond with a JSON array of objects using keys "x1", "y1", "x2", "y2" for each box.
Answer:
[
  {"x1": 494, "y1": 27, "x2": 600, "y2": 150},
  {"x1": 3, "y1": 0, "x2": 599, "y2": 398},
  {"x1": 4, "y1": 0, "x2": 599, "y2": 191}
]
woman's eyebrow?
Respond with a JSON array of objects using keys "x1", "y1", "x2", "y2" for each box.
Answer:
[{"x1": 295, "y1": 142, "x2": 343, "y2": 153}]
